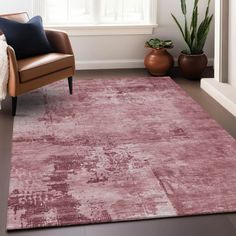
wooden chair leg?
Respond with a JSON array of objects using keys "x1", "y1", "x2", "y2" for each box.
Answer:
[
  {"x1": 12, "y1": 97, "x2": 17, "y2": 116},
  {"x1": 68, "y1": 77, "x2": 73, "y2": 95}
]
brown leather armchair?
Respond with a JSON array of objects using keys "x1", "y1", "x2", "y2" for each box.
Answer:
[{"x1": 0, "y1": 12, "x2": 75, "y2": 116}]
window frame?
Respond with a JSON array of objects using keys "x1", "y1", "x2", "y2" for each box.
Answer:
[{"x1": 33, "y1": 0, "x2": 158, "y2": 36}]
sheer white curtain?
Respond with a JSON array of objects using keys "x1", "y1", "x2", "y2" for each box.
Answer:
[{"x1": 34, "y1": 0, "x2": 154, "y2": 25}]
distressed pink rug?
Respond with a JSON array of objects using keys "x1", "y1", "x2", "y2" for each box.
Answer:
[{"x1": 8, "y1": 77, "x2": 236, "y2": 230}]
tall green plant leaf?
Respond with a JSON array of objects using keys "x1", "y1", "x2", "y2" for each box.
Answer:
[
  {"x1": 191, "y1": 0, "x2": 199, "y2": 29},
  {"x1": 205, "y1": 0, "x2": 211, "y2": 18},
  {"x1": 171, "y1": 13, "x2": 191, "y2": 54},
  {"x1": 184, "y1": 17, "x2": 192, "y2": 52},
  {"x1": 181, "y1": 0, "x2": 187, "y2": 15},
  {"x1": 197, "y1": 15, "x2": 213, "y2": 52},
  {"x1": 194, "y1": 0, "x2": 199, "y2": 7},
  {"x1": 197, "y1": 17, "x2": 210, "y2": 42},
  {"x1": 171, "y1": 13, "x2": 185, "y2": 38},
  {"x1": 190, "y1": 5, "x2": 198, "y2": 42}
]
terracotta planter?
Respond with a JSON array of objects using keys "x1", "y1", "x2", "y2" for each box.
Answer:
[
  {"x1": 178, "y1": 52, "x2": 208, "y2": 80},
  {"x1": 144, "y1": 48, "x2": 174, "y2": 76}
]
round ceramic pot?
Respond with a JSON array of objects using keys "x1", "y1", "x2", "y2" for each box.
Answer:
[
  {"x1": 178, "y1": 52, "x2": 208, "y2": 80},
  {"x1": 144, "y1": 48, "x2": 174, "y2": 76}
]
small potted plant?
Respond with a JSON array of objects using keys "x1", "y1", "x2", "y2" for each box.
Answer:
[
  {"x1": 171, "y1": 0, "x2": 213, "y2": 79},
  {"x1": 144, "y1": 38, "x2": 174, "y2": 76}
]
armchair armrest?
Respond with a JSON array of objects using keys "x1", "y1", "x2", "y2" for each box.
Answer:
[
  {"x1": 7, "y1": 46, "x2": 20, "y2": 97},
  {"x1": 45, "y1": 29, "x2": 74, "y2": 55}
]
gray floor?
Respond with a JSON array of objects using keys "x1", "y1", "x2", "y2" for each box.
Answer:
[{"x1": 1, "y1": 68, "x2": 236, "y2": 236}]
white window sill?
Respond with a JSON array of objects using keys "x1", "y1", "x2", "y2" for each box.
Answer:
[{"x1": 44, "y1": 24, "x2": 158, "y2": 36}]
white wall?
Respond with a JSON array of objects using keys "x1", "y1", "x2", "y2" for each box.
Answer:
[
  {"x1": 0, "y1": 0, "x2": 215, "y2": 70},
  {"x1": 228, "y1": 0, "x2": 236, "y2": 88}
]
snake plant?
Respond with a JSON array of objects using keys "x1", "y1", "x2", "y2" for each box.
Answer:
[{"x1": 171, "y1": 0, "x2": 213, "y2": 55}]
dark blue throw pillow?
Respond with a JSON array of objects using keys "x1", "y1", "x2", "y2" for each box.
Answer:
[{"x1": 0, "y1": 16, "x2": 53, "y2": 59}]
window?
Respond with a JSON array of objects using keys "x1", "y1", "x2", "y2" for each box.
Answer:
[{"x1": 33, "y1": 0, "x2": 157, "y2": 26}]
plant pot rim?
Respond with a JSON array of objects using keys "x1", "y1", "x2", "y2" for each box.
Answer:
[
  {"x1": 180, "y1": 51, "x2": 206, "y2": 57},
  {"x1": 145, "y1": 46, "x2": 174, "y2": 50}
]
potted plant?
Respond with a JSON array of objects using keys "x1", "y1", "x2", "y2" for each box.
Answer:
[
  {"x1": 144, "y1": 38, "x2": 174, "y2": 76},
  {"x1": 171, "y1": 0, "x2": 213, "y2": 79}
]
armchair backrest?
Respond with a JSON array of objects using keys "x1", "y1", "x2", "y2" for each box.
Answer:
[{"x1": 0, "y1": 12, "x2": 29, "y2": 23}]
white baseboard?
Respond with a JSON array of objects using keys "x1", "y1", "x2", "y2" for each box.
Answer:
[
  {"x1": 76, "y1": 59, "x2": 145, "y2": 70},
  {"x1": 201, "y1": 78, "x2": 236, "y2": 117},
  {"x1": 76, "y1": 58, "x2": 214, "y2": 70}
]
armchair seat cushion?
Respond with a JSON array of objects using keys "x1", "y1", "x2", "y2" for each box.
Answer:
[{"x1": 18, "y1": 53, "x2": 74, "y2": 83}]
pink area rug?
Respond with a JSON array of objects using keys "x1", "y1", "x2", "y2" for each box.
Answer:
[{"x1": 8, "y1": 77, "x2": 236, "y2": 230}]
